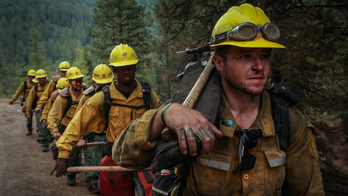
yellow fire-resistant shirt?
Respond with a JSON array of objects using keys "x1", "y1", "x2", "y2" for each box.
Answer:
[
  {"x1": 114, "y1": 91, "x2": 325, "y2": 196},
  {"x1": 40, "y1": 99, "x2": 53, "y2": 123},
  {"x1": 26, "y1": 82, "x2": 49, "y2": 115},
  {"x1": 36, "y1": 77, "x2": 60, "y2": 108},
  {"x1": 56, "y1": 80, "x2": 161, "y2": 159},
  {"x1": 10, "y1": 80, "x2": 35, "y2": 102},
  {"x1": 47, "y1": 87, "x2": 84, "y2": 135}
]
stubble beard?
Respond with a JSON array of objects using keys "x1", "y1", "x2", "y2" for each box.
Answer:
[{"x1": 225, "y1": 74, "x2": 264, "y2": 96}]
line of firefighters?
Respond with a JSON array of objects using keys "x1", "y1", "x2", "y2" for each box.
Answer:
[{"x1": 9, "y1": 44, "x2": 160, "y2": 195}]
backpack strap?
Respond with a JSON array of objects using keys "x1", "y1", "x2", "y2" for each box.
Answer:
[
  {"x1": 102, "y1": 85, "x2": 112, "y2": 131},
  {"x1": 34, "y1": 81, "x2": 49, "y2": 92},
  {"x1": 102, "y1": 82, "x2": 151, "y2": 131},
  {"x1": 23, "y1": 81, "x2": 27, "y2": 91},
  {"x1": 140, "y1": 82, "x2": 152, "y2": 110}
]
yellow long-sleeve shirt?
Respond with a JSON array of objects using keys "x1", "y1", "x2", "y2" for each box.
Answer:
[
  {"x1": 40, "y1": 90, "x2": 59, "y2": 123},
  {"x1": 47, "y1": 87, "x2": 84, "y2": 135},
  {"x1": 10, "y1": 80, "x2": 34, "y2": 102},
  {"x1": 25, "y1": 82, "x2": 49, "y2": 115},
  {"x1": 56, "y1": 80, "x2": 161, "y2": 159},
  {"x1": 113, "y1": 91, "x2": 325, "y2": 196},
  {"x1": 36, "y1": 77, "x2": 60, "y2": 108}
]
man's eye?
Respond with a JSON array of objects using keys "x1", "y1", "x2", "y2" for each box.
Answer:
[
  {"x1": 241, "y1": 54, "x2": 251, "y2": 59},
  {"x1": 260, "y1": 54, "x2": 270, "y2": 59}
]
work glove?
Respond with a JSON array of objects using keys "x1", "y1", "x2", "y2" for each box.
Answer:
[
  {"x1": 21, "y1": 108, "x2": 26, "y2": 113},
  {"x1": 50, "y1": 158, "x2": 68, "y2": 177},
  {"x1": 26, "y1": 114, "x2": 31, "y2": 121}
]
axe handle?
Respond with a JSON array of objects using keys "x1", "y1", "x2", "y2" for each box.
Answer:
[
  {"x1": 66, "y1": 166, "x2": 150, "y2": 173},
  {"x1": 84, "y1": 142, "x2": 105, "y2": 146},
  {"x1": 161, "y1": 56, "x2": 215, "y2": 141}
]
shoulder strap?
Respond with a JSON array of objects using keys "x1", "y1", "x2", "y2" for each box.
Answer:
[
  {"x1": 35, "y1": 83, "x2": 38, "y2": 92},
  {"x1": 102, "y1": 85, "x2": 112, "y2": 131},
  {"x1": 23, "y1": 81, "x2": 27, "y2": 91},
  {"x1": 140, "y1": 82, "x2": 152, "y2": 110}
]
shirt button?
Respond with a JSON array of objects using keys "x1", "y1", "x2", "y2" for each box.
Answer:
[{"x1": 243, "y1": 174, "x2": 250, "y2": 180}]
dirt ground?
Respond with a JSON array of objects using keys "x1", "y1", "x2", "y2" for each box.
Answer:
[{"x1": 0, "y1": 98, "x2": 95, "y2": 196}]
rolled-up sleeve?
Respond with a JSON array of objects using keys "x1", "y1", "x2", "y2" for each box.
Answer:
[{"x1": 113, "y1": 109, "x2": 160, "y2": 169}]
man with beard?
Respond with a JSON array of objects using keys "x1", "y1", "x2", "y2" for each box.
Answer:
[
  {"x1": 9, "y1": 69, "x2": 36, "y2": 135},
  {"x1": 47, "y1": 67, "x2": 86, "y2": 186},
  {"x1": 51, "y1": 44, "x2": 161, "y2": 196},
  {"x1": 113, "y1": 3, "x2": 325, "y2": 196}
]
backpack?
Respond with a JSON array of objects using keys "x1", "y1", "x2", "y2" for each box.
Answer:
[
  {"x1": 60, "y1": 86, "x2": 88, "y2": 122},
  {"x1": 102, "y1": 82, "x2": 152, "y2": 131},
  {"x1": 32, "y1": 81, "x2": 49, "y2": 109}
]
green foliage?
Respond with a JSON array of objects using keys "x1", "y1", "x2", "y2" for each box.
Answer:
[
  {"x1": 29, "y1": 28, "x2": 46, "y2": 70},
  {"x1": 73, "y1": 41, "x2": 93, "y2": 86}
]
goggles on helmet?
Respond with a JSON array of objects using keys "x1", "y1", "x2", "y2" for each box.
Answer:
[
  {"x1": 70, "y1": 78, "x2": 83, "y2": 85},
  {"x1": 211, "y1": 22, "x2": 280, "y2": 44},
  {"x1": 28, "y1": 76, "x2": 35, "y2": 79}
]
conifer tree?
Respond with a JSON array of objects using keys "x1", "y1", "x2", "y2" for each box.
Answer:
[
  {"x1": 73, "y1": 41, "x2": 92, "y2": 86},
  {"x1": 28, "y1": 27, "x2": 45, "y2": 70},
  {"x1": 88, "y1": 0, "x2": 151, "y2": 66}
]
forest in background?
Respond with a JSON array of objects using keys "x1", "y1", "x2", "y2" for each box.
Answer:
[{"x1": 0, "y1": 0, "x2": 348, "y2": 194}]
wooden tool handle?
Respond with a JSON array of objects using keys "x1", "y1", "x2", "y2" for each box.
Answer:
[
  {"x1": 161, "y1": 56, "x2": 215, "y2": 141},
  {"x1": 66, "y1": 166, "x2": 150, "y2": 173},
  {"x1": 85, "y1": 142, "x2": 105, "y2": 146}
]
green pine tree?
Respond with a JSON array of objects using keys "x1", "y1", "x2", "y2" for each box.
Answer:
[
  {"x1": 88, "y1": 0, "x2": 151, "y2": 79},
  {"x1": 28, "y1": 27, "x2": 45, "y2": 70},
  {"x1": 73, "y1": 41, "x2": 92, "y2": 86}
]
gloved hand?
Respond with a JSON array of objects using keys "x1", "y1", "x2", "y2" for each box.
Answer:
[
  {"x1": 21, "y1": 108, "x2": 26, "y2": 113},
  {"x1": 50, "y1": 158, "x2": 68, "y2": 177},
  {"x1": 26, "y1": 114, "x2": 31, "y2": 121},
  {"x1": 34, "y1": 107, "x2": 42, "y2": 114},
  {"x1": 53, "y1": 132, "x2": 61, "y2": 140},
  {"x1": 9, "y1": 101, "x2": 14, "y2": 105},
  {"x1": 76, "y1": 138, "x2": 87, "y2": 150}
]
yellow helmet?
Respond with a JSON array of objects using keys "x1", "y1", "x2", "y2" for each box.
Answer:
[
  {"x1": 27, "y1": 69, "x2": 36, "y2": 76},
  {"x1": 92, "y1": 64, "x2": 114, "y2": 84},
  {"x1": 66, "y1": 67, "x2": 84, "y2": 80},
  {"x1": 32, "y1": 76, "x2": 38, "y2": 83},
  {"x1": 36, "y1": 69, "x2": 47, "y2": 78},
  {"x1": 109, "y1": 44, "x2": 139, "y2": 67},
  {"x1": 211, "y1": 3, "x2": 285, "y2": 49},
  {"x1": 59, "y1": 61, "x2": 71, "y2": 71},
  {"x1": 56, "y1": 78, "x2": 69, "y2": 91}
]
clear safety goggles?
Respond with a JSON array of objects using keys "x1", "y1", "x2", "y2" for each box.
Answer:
[{"x1": 211, "y1": 22, "x2": 280, "y2": 44}]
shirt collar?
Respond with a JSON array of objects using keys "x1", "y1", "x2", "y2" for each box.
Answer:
[
  {"x1": 110, "y1": 79, "x2": 143, "y2": 101},
  {"x1": 218, "y1": 90, "x2": 275, "y2": 138}
]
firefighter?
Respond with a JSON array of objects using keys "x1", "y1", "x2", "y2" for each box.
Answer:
[
  {"x1": 9, "y1": 69, "x2": 36, "y2": 135},
  {"x1": 51, "y1": 44, "x2": 162, "y2": 196}
]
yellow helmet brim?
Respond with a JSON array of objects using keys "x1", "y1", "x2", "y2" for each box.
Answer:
[
  {"x1": 211, "y1": 37, "x2": 285, "y2": 49},
  {"x1": 68, "y1": 75, "x2": 84, "y2": 80},
  {"x1": 110, "y1": 60, "x2": 139, "y2": 67},
  {"x1": 59, "y1": 68, "x2": 69, "y2": 71},
  {"x1": 36, "y1": 75, "x2": 47, "y2": 79},
  {"x1": 92, "y1": 75, "x2": 114, "y2": 84}
]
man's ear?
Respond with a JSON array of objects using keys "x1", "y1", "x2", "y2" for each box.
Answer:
[{"x1": 213, "y1": 55, "x2": 225, "y2": 72}]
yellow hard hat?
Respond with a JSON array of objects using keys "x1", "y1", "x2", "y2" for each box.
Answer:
[
  {"x1": 109, "y1": 44, "x2": 139, "y2": 67},
  {"x1": 33, "y1": 76, "x2": 38, "y2": 83},
  {"x1": 36, "y1": 69, "x2": 47, "y2": 78},
  {"x1": 27, "y1": 69, "x2": 36, "y2": 76},
  {"x1": 66, "y1": 67, "x2": 84, "y2": 80},
  {"x1": 92, "y1": 64, "x2": 114, "y2": 84},
  {"x1": 211, "y1": 3, "x2": 285, "y2": 49},
  {"x1": 56, "y1": 78, "x2": 69, "y2": 91},
  {"x1": 59, "y1": 61, "x2": 71, "y2": 71}
]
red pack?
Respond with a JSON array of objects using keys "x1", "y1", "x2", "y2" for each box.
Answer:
[
  {"x1": 137, "y1": 170, "x2": 155, "y2": 196},
  {"x1": 100, "y1": 154, "x2": 134, "y2": 196}
]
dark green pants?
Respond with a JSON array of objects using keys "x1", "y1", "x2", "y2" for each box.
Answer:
[
  {"x1": 26, "y1": 112, "x2": 33, "y2": 133},
  {"x1": 84, "y1": 134, "x2": 103, "y2": 181},
  {"x1": 36, "y1": 112, "x2": 51, "y2": 147},
  {"x1": 66, "y1": 147, "x2": 82, "y2": 178}
]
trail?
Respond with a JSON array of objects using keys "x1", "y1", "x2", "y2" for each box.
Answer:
[{"x1": 0, "y1": 98, "x2": 95, "y2": 196}]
